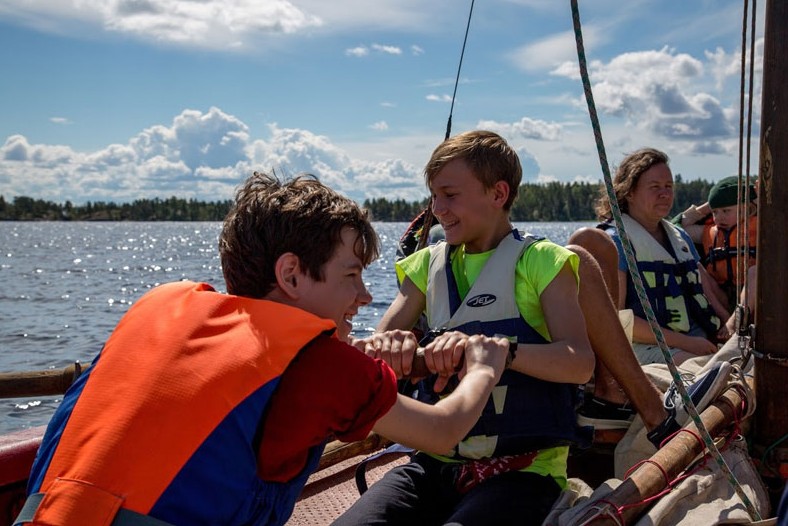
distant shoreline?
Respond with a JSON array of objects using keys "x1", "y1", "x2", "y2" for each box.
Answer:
[{"x1": 0, "y1": 177, "x2": 713, "y2": 222}]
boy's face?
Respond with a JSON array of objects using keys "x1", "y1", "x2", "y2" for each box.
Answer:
[
  {"x1": 711, "y1": 205, "x2": 739, "y2": 231},
  {"x1": 429, "y1": 159, "x2": 504, "y2": 253},
  {"x1": 295, "y1": 227, "x2": 372, "y2": 342}
]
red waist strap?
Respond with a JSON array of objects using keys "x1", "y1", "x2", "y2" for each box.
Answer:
[{"x1": 454, "y1": 451, "x2": 539, "y2": 494}]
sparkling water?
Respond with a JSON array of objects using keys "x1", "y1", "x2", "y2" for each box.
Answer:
[{"x1": 0, "y1": 221, "x2": 592, "y2": 434}]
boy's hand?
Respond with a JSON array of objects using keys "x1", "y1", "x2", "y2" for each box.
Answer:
[
  {"x1": 457, "y1": 334, "x2": 509, "y2": 389},
  {"x1": 424, "y1": 332, "x2": 508, "y2": 393},
  {"x1": 423, "y1": 330, "x2": 466, "y2": 392},
  {"x1": 363, "y1": 330, "x2": 419, "y2": 378}
]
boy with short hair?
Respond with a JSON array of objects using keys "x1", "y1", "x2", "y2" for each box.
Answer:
[
  {"x1": 18, "y1": 172, "x2": 509, "y2": 526},
  {"x1": 335, "y1": 131, "x2": 596, "y2": 525}
]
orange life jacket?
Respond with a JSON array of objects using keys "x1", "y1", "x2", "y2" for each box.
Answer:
[
  {"x1": 27, "y1": 281, "x2": 336, "y2": 526},
  {"x1": 701, "y1": 218, "x2": 757, "y2": 288}
]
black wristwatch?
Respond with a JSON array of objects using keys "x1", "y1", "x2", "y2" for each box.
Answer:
[
  {"x1": 506, "y1": 341, "x2": 518, "y2": 368},
  {"x1": 494, "y1": 334, "x2": 518, "y2": 368}
]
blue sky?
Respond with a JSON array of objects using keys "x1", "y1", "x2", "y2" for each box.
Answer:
[{"x1": 0, "y1": 0, "x2": 764, "y2": 205}]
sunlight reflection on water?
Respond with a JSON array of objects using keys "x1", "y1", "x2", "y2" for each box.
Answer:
[{"x1": 0, "y1": 220, "x2": 591, "y2": 433}]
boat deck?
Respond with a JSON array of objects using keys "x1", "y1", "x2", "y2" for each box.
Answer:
[{"x1": 289, "y1": 448, "x2": 410, "y2": 524}]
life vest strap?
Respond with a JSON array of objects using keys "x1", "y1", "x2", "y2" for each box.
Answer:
[{"x1": 14, "y1": 492, "x2": 175, "y2": 526}]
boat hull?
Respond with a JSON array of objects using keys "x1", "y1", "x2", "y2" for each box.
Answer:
[{"x1": 0, "y1": 426, "x2": 44, "y2": 526}]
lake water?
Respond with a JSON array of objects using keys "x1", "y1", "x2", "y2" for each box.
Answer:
[{"x1": 0, "y1": 220, "x2": 593, "y2": 434}]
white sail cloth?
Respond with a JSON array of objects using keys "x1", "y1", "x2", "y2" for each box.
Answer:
[{"x1": 544, "y1": 336, "x2": 774, "y2": 525}]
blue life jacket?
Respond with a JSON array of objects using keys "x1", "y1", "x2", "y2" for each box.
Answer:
[
  {"x1": 599, "y1": 215, "x2": 720, "y2": 339},
  {"x1": 417, "y1": 230, "x2": 591, "y2": 460}
]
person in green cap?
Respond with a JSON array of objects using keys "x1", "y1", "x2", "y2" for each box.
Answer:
[{"x1": 678, "y1": 175, "x2": 758, "y2": 338}]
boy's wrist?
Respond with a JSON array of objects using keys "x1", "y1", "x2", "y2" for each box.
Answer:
[
  {"x1": 506, "y1": 341, "x2": 518, "y2": 368},
  {"x1": 494, "y1": 334, "x2": 518, "y2": 368}
]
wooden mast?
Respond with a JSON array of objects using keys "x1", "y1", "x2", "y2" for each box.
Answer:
[{"x1": 753, "y1": 0, "x2": 788, "y2": 488}]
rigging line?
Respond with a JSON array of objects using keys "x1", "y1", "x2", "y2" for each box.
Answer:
[
  {"x1": 445, "y1": 0, "x2": 476, "y2": 141},
  {"x1": 741, "y1": 0, "x2": 757, "y2": 321},
  {"x1": 417, "y1": 0, "x2": 476, "y2": 252},
  {"x1": 735, "y1": 0, "x2": 748, "y2": 306},
  {"x1": 735, "y1": 0, "x2": 757, "y2": 308},
  {"x1": 569, "y1": 0, "x2": 762, "y2": 521}
]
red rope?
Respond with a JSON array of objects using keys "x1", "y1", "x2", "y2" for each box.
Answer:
[
  {"x1": 624, "y1": 459, "x2": 669, "y2": 485},
  {"x1": 586, "y1": 498, "x2": 626, "y2": 525}
]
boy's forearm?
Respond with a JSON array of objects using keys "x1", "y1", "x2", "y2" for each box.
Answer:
[
  {"x1": 508, "y1": 342, "x2": 594, "y2": 384},
  {"x1": 679, "y1": 202, "x2": 711, "y2": 226},
  {"x1": 373, "y1": 367, "x2": 497, "y2": 455},
  {"x1": 431, "y1": 367, "x2": 499, "y2": 446}
]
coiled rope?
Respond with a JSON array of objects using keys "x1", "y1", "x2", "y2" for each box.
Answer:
[{"x1": 569, "y1": 0, "x2": 761, "y2": 520}]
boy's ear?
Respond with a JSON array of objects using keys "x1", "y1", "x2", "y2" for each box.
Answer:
[
  {"x1": 274, "y1": 252, "x2": 302, "y2": 299},
  {"x1": 492, "y1": 180, "x2": 510, "y2": 208}
]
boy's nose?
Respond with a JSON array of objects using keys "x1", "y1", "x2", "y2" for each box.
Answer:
[
  {"x1": 358, "y1": 284, "x2": 372, "y2": 306},
  {"x1": 431, "y1": 198, "x2": 446, "y2": 216}
]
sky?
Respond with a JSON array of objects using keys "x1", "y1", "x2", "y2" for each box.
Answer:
[{"x1": 0, "y1": 0, "x2": 766, "y2": 206}]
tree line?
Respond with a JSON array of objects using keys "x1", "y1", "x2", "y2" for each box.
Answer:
[
  {"x1": 362, "y1": 175, "x2": 713, "y2": 222},
  {"x1": 0, "y1": 176, "x2": 713, "y2": 222},
  {"x1": 0, "y1": 195, "x2": 234, "y2": 221}
]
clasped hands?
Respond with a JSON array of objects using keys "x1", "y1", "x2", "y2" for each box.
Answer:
[{"x1": 351, "y1": 330, "x2": 509, "y2": 393}]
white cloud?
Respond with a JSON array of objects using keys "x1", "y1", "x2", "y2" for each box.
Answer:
[
  {"x1": 508, "y1": 25, "x2": 606, "y2": 73},
  {"x1": 345, "y1": 46, "x2": 368, "y2": 57},
  {"x1": 50, "y1": 117, "x2": 71, "y2": 125},
  {"x1": 410, "y1": 45, "x2": 424, "y2": 56},
  {"x1": 477, "y1": 117, "x2": 562, "y2": 141},
  {"x1": 369, "y1": 121, "x2": 389, "y2": 131},
  {"x1": 0, "y1": 107, "x2": 425, "y2": 204},
  {"x1": 0, "y1": 0, "x2": 458, "y2": 52},
  {"x1": 0, "y1": 0, "x2": 323, "y2": 50},
  {"x1": 371, "y1": 44, "x2": 402, "y2": 55},
  {"x1": 425, "y1": 94, "x2": 451, "y2": 103},
  {"x1": 552, "y1": 46, "x2": 737, "y2": 145}
]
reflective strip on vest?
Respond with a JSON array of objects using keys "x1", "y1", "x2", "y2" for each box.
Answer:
[
  {"x1": 422, "y1": 231, "x2": 590, "y2": 459},
  {"x1": 618, "y1": 215, "x2": 719, "y2": 336}
]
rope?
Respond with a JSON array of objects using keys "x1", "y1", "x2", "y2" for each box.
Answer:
[
  {"x1": 735, "y1": 0, "x2": 758, "y2": 358},
  {"x1": 445, "y1": 0, "x2": 476, "y2": 141},
  {"x1": 569, "y1": 0, "x2": 761, "y2": 521},
  {"x1": 416, "y1": 0, "x2": 477, "y2": 251}
]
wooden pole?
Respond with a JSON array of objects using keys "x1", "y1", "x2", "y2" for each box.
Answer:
[
  {"x1": 754, "y1": 0, "x2": 788, "y2": 484},
  {"x1": 572, "y1": 383, "x2": 751, "y2": 525},
  {"x1": 0, "y1": 362, "x2": 83, "y2": 398},
  {"x1": 0, "y1": 351, "x2": 433, "y2": 401}
]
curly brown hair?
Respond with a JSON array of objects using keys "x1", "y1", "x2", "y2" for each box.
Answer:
[
  {"x1": 594, "y1": 147, "x2": 670, "y2": 221},
  {"x1": 424, "y1": 130, "x2": 522, "y2": 210},
  {"x1": 219, "y1": 171, "x2": 379, "y2": 298}
]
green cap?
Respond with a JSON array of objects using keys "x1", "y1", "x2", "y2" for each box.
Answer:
[{"x1": 708, "y1": 176, "x2": 756, "y2": 209}]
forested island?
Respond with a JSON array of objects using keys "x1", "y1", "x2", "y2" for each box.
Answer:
[{"x1": 0, "y1": 176, "x2": 713, "y2": 222}]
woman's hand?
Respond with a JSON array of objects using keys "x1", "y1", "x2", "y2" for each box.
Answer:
[{"x1": 680, "y1": 334, "x2": 718, "y2": 356}]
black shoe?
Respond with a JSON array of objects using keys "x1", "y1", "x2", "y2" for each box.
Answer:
[
  {"x1": 647, "y1": 362, "x2": 732, "y2": 449},
  {"x1": 577, "y1": 396, "x2": 636, "y2": 430}
]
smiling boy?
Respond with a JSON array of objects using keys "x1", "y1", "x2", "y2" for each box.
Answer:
[
  {"x1": 336, "y1": 131, "x2": 595, "y2": 525},
  {"x1": 17, "y1": 172, "x2": 509, "y2": 526}
]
